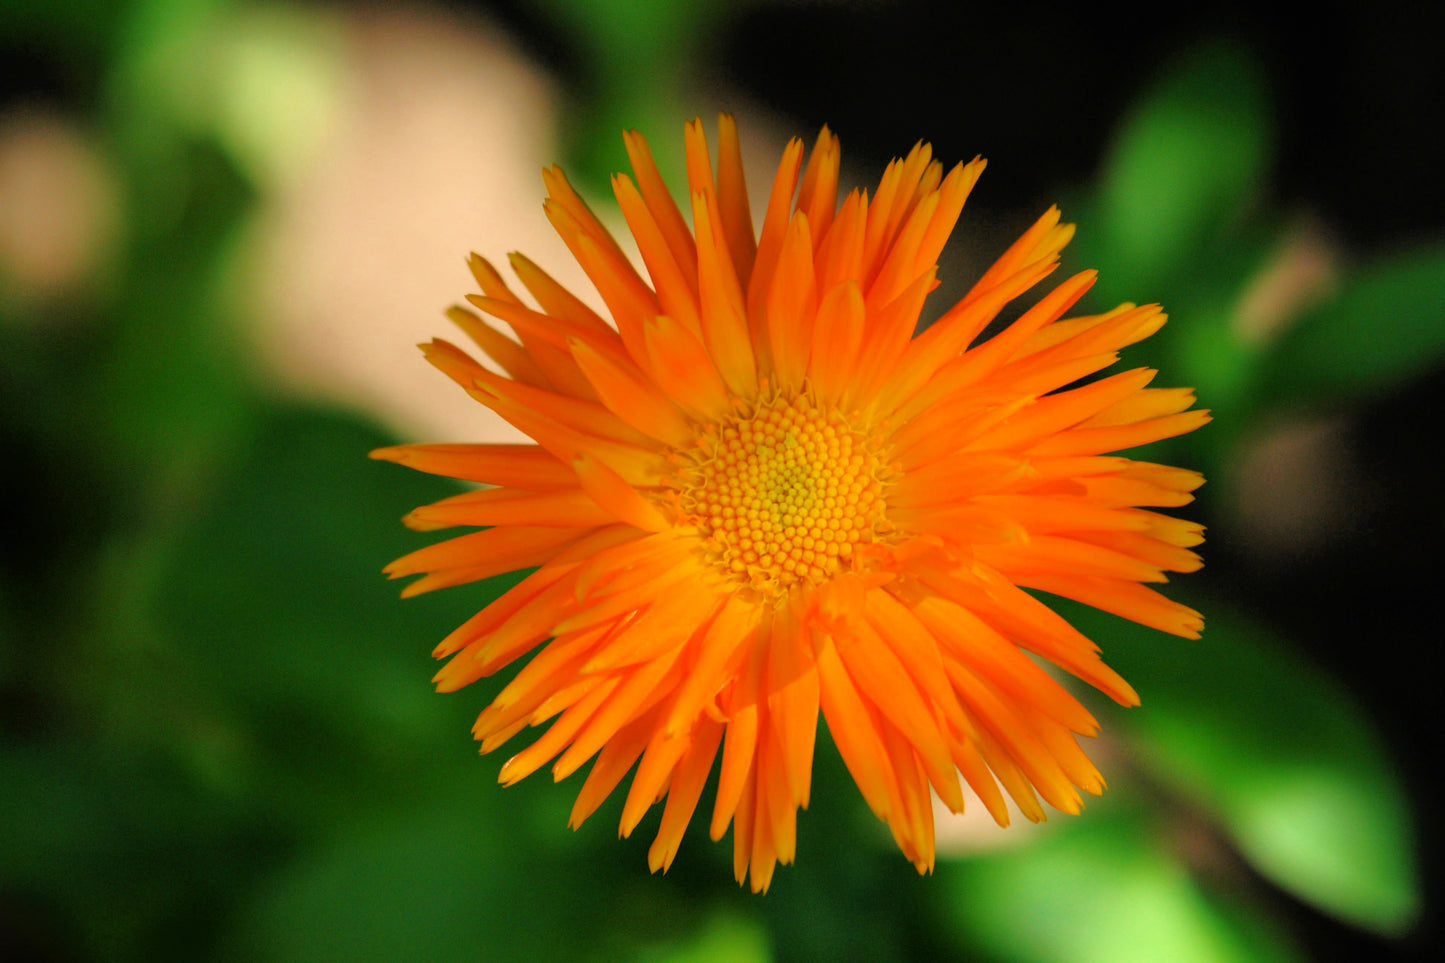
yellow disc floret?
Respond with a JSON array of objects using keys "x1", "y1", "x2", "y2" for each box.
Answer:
[{"x1": 675, "y1": 391, "x2": 894, "y2": 599}]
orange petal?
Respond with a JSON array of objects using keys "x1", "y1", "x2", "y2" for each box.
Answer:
[
  {"x1": 796, "y1": 126, "x2": 839, "y2": 242},
  {"x1": 914, "y1": 558, "x2": 1139, "y2": 706},
  {"x1": 1068, "y1": 528, "x2": 1203, "y2": 574},
  {"x1": 815, "y1": 635, "x2": 895, "y2": 822},
  {"x1": 466, "y1": 254, "x2": 598, "y2": 399},
  {"x1": 582, "y1": 584, "x2": 725, "y2": 673},
  {"x1": 1028, "y1": 409, "x2": 1213, "y2": 457},
  {"x1": 648, "y1": 716, "x2": 724, "y2": 872},
  {"x1": 815, "y1": 188, "x2": 868, "y2": 292},
  {"x1": 1080, "y1": 387, "x2": 1199, "y2": 428},
  {"x1": 746, "y1": 136, "x2": 805, "y2": 362},
  {"x1": 711, "y1": 629, "x2": 767, "y2": 840},
  {"x1": 912, "y1": 595, "x2": 1099, "y2": 736},
  {"x1": 470, "y1": 366, "x2": 653, "y2": 448},
  {"x1": 541, "y1": 164, "x2": 634, "y2": 271},
  {"x1": 444, "y1": 305, "x2": 551, "y2": 390},
  {"x1": 466, "y1": 292, "x2": 629, "y2": 372},
  {"x1": 755, "y1": 723, "x2": 795, "y2": 883},
  {"x1": 546, "y1": 200, "x2": 656, "y2": 364},
  {"x1": 966, "y1": 204, "x2": 1073, "y2": 297},
  {"x1": 1023, "y1": 574, "x2": 1204, "y2": 638},
  {"x1": 473, "y1": 623, "x2": 615, "y2": 739},
  {"x1": 875, "y1": 719, "x2": 936, "y2": 871},
  {"x1": 385, "y1": 524, "x2": 583, "y2": 581},
  {"x1": 975, "y1": 534, "x2": 1168, "y2": 584},
  {"x1": 432, "y1": 524, "x2": 637, "y2": 661},
  {"x1": 838, "y1": 620, "x2": 963, "y2": 813},
  {"x1": 470, "y1": 380, "x2": 670, "y2": 487},
  {"x1": 572, "y1": 451, "x2": 670, "y2": 532},
  {"x1": 850, "y1": 266, "x2": 936, "y2": 410},
  {"x1": 973, "y1": 724, "x2": 1046, "y2": 822},
  {"x1": 571, "y1": 528, "x2": 695, "y2": 602},
  {"x1": 568, "y1": 337, "x2": 694, "y2": 448},
  {"x1": 506, "y1": 251, "x2": 613, "y2": 333},
  {"x1": 949, "y1": 723, "x2": 1011, "y2": 827},
  {"x1": 567, "y1": 705, "x2": 661, "y2": 828},
  {"x1": 369, "y1": 443, "x2": 573, "y2": 489},
  {"x1": 807, "y1": 279, "x2": 866, "y2": 407},
  {"x1": 498, "y1": 676, "x2": 618, "y2": 785},
  {"x1": 867, "y1": 189, "x2": 939, "y2": 310},
  {"x1": 764, "y1": 603, "x2": 820, "y2": 810},
  {"x1": 557, "y1": 556, "x2": 700, "y2": 638},
  {"x1": 861, "y1": 141, "x2": 932, "y2": 282},
  {"x1": 682, "y1": 117, "x2": 716, "y2": 205},
  {"x1": 884, "y1": 269, "x2": 1095, "y2": 421},
  {"x1": 692, "y1": 188, "x2": 758, "y2": 399},
  {"x1": 404, "y1": 486, "x2": 614, "y2": 531},
  {"x1": 621, "y1": 725, "x2": 693, "y2": 840},
  {"x1": 663, "y1": 593, "x2": 760, "y2": 737},
  {"x1": 553, "y1": 643, "x2": 688, "y2": 782},
  {"x1": 622, "y1": 129, "x2": 698, "y2": 292},
  {"x1": 964, "y1": 368, "x2": 1158, "y2": 452},
  {"x1": 765, "y1": 212, "x2": 818, "y2": 389},
  {"x1": 715, "y1": 112, "x2": 756, "y2": 286},
  {"x1": 879, "y1": 259, "x2": 1079, "y2": 420},
  {"x1": 642, "y1": 314, "x2": 732, "y2": 420},
  {"x1": 913, "y1": 158, "x2": 985, "y2": 277},
  {"x1": 945, "y1": 659, "x2": 1082, "y2": 815},
  {"x1": 613, "y1": 172, "x2": 701, "y2": 335}
]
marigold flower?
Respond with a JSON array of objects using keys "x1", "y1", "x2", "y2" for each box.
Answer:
[{"x1": 373, "y1": 116, "x2": 1207, "y2": 892}]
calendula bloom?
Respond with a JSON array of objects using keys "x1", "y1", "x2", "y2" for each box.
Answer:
[{"x1": 374, "y1": 116, "x2": 1206, "y2": 892}]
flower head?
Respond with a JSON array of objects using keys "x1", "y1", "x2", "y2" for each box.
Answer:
[{"x1": 373, "y1": 116, "x2": 1206, "y2": 891}]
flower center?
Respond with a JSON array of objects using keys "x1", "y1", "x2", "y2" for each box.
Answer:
[{"x1": 677, "y1": 392, "x2": 892, "y2": 599}]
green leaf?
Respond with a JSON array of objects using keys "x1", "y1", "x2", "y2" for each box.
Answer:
[
  {"x1": 80, "y1": 133, "x2": 259, "y2": 518},
  {"x1": 1254, "y1": 241, "x2": 1445, "y2": 407},
  {"x1": 1071, "y1": 598, "x2": 1421, "y2": 934},
  {"x1": 221, "y1": 799, "x2": 605, "y2": 963},
  {"x1": 108, "y1": 0, "x2": 347, "y2": 189},
  {"x1": 0, "y1": 0, "x2": 129, "y2": 70},
  {"x1": 0, "y1": 743, "x2": 283, "y2": 959},
  {"x1": 527, "y1": 0, "x2": 731, "y2": 191},
  {"x1": 147, "y1": 403, "x2": 520, "y2": 790},
  {"x1": 936, "y1": 810, "x2": 1303, "y2": 963},
  {"x1": 641, "y1": 910, "x2": 771, "y2": 963},
  {"x1": 1094, "y1": 42, "x2": 1273, "y2": 305}
]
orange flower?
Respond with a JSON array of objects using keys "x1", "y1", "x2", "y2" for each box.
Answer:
[{"x1": 373, "y1": 116, "x2": 1207, "y2": 892}]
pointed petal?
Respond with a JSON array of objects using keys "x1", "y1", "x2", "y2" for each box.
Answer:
[
  {"x1": 370, "y1": 443, "x2": 573, "y2": 489},
  {"x1": 746, "y1": 137, "x2": 805, "y2": 363},
  {"x1": 692, "y1": 188, "x2": 758, "y2": 398},
  {"x1": 622, "y1": 129, "x2": 698, "y2": 291},
  {"x1": 766, "y1": 212, "x2": 818, "y2": 389},
  {"x1": 573, "y1": 451, "x2": 671, "y2": 532},
  {"x1": 613, "y1": 172, "x2": 701, "y2": 335},
  {"x1": 715, "y1": 112, "x2": 757, "y2": 286},
  {"x1": 808, "y1": 280, "x2": 866, "y2": 407},
  {"x1": 643, "y1": 314, "x2": 732, "y2": 420},
  {"x1": 568, "y1": 336, "x2": 694, "y2": 448}
]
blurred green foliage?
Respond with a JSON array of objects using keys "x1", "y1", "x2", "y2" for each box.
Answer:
[
  {"x1": 1257, "y1": 243, "x2": 1445, "y2": 408},
  {"x1": 1076, "y1": 598, "x2": 1419, "y2": 934},
  {"x1": 530, "y1": 0, "x2": 734, "y2": 191},
  {"x1": 939, "y1": 804, "x2": 1304, "y2": 963},
  {"x1": 1, "y1": 0, "x2": 1436, "y2": 961}
]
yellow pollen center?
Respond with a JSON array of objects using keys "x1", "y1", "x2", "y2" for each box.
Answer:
[{"x1": 677, "y1": 393, "x2": 891, "y2": 598}]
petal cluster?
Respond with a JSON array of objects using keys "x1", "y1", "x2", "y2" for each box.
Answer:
[{"x1": 374, "y1": 116, "x2": 1207, "y2": 891}]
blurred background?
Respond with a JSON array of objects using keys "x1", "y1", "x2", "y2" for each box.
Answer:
[{"x1": 2, "y1": 1, "x2": 1441, "y2": 960}]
